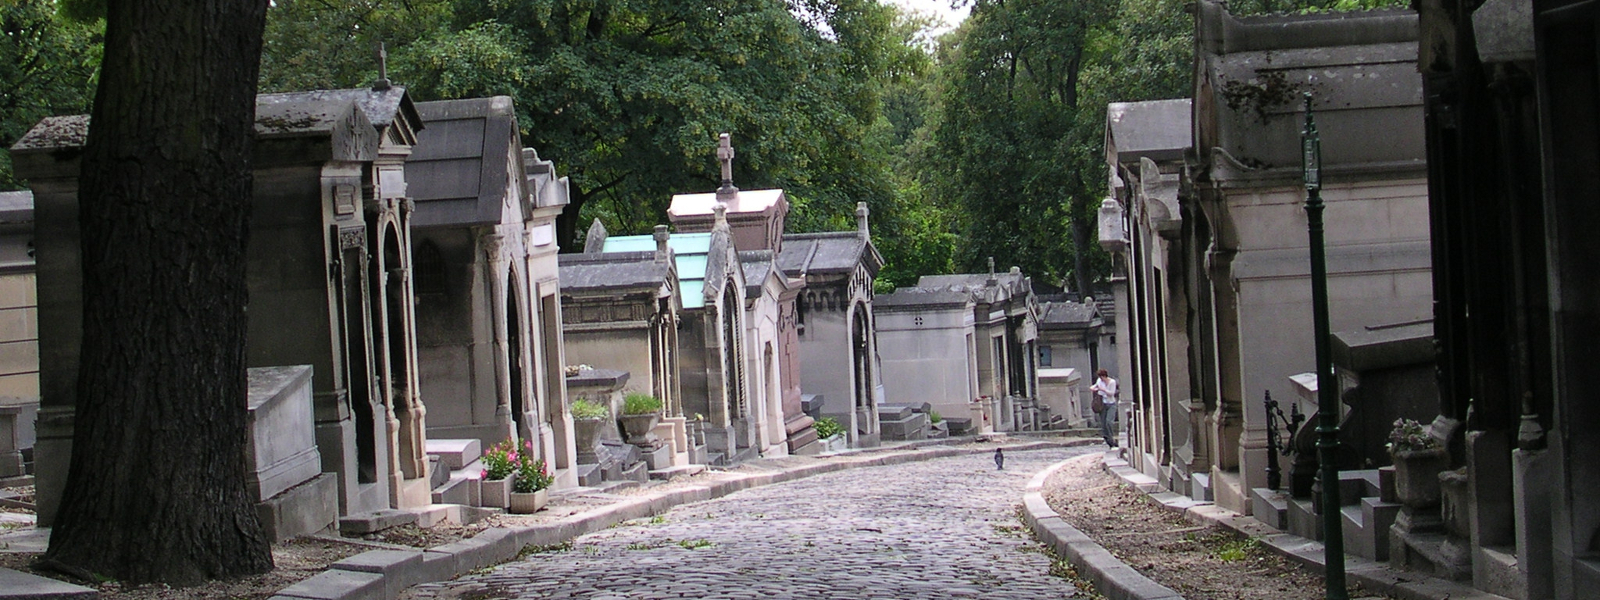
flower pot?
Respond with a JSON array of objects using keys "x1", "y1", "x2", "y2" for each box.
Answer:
[
  {"x1": 481, "y1": 478, "x2": 511, "y2": 509},
  {"x1": 1391, "y1": 447, "x2": 1449, "y2": 508},
  {"x1": 574, "y1": 418, "x2": 608, "y2": 464},
  {"x1": 619, "y1": 413, "x2": 663, "y2": 448},
  {"x1": 508, "y1": 489, "x2": 548, "y2": 514}
]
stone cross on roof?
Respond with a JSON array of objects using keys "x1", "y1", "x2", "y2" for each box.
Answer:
[
  {"x1": 716, "y1": 132, "x2": 739, "y2": 202},
  {"x1": 374, "y1": 42, "x2": 392, "y2": 91}
]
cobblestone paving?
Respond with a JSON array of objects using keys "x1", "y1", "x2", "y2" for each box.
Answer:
[{"x1": 406, "y1": 446, "x2": 1094, "y2": 600}]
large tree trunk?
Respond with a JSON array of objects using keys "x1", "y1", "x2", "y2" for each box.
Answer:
[{"x1": 42, "y1": 0, "x2": 274, "y2": 585}]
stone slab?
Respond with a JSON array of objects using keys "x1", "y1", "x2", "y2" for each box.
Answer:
[
  {"x1": 648, "y1": 464, "x2": 706, "y2": 480},
  {"x1": 330, "y1": 549, "x2": 422, "y2": 599},
  {"x1": 0, "y1": 567, "x2": 97, "y2": 600},
  {"x1": 256, "y1": 471, "x2": 338, "y2": 543},
  {"x1": 424, "y1": 439, "x2": 481, "y2": 471},
  {"x1": 339, "y1": 508, "x2": 417, "y2": 535},
  {"x1": 274, "y1": 569, "x2": 384, "y2": 600}
]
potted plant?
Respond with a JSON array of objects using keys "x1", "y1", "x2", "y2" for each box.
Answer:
[
  {"x1": 508, "y1": 440, "x2": 555, "y2": 514},
  {"x1": 1388, "y1": 418, "x2": 1447, "y2": 507},
  {"x1": 814, "y1": 416, "x2": 846, "y2": 452},
  {"x1": 618, "y1": 392, "x2": 664, "y2": 448},
  {"x1": 570, "y1": 397, "x2": 610, "y2": 464},
  {"x1": 479, "y1": 440, "x2": 518, "y2": 509}
]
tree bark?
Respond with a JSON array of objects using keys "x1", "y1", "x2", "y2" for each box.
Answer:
[{"x1": 42, "y1": 0, "x2": 274, "y2": 585}]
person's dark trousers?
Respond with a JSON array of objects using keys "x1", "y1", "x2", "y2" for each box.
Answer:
[{"x1": 1099, "y1": 403, "x2": 1118, "y2": 447}]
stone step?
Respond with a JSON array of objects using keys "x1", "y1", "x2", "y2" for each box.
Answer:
[
  {"x1": 1250, "y1": 487, "x2": 1289, "y2": 530},
  {"x1": 0, "y1": 567, "x2": 96, "y2": 600},
  {"x1": 649, "y1": 464, "x2": 707, "y2": 480},
  {"x1": 424, "y1": 439, "x2": 482, "y2": 471},
  {"x1": 339, "y1": 508, "x2": 418, "y2": 535},
  {"x1": 430, "y1": 476, "x2": 479, "y2": 507}
]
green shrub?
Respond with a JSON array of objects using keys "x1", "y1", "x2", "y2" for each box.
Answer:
[
  {"x1": 623, "y1": 392, "x2": 663, "y2": 415},
  {"x1": 571, "y1": 397, "x2": 609, "y2": 420},
  {"x1": 480, "y1": 440, "x2": 517, "y2": 480},
  {"x1": 814, "y1": 416, "x2": 844, "y2": 439},
  {"x1": 927, "y1": 409, "x2": 943, "y2": 423}
]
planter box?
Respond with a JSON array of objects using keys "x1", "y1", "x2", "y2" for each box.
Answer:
[
  {"x1": 481, "y1": 478, "x2": 510, "y2": 509},
  {"x1": 1392, "y1": 447, "x2": 1448, "y2": 508},
  {"x1": 508, "y1": 489, "x2": 548, "y2": 514}
]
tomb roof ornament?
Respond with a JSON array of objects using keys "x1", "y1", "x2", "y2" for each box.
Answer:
[{"x1": 716, "y1": 133, "x2": 738, "y2": 202}]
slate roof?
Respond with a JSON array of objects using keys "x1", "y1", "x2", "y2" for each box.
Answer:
[
  {"x1": 1038, "y1": 300, "x2": 1099, "y2": 328},
  {"x1": 557, "y1": 252, "x2": 672, "y2": 293},
  {"x1": 12, "y1": 87, "x2": 418, "y2": 152},
  {"x1": 409, "y1": 97, "x2": 524, "y2": 228},
  {"x1": 874, "y1": 287, "x2": 973, "y2": 310},
  {"x1": 605, "y1": 233, "x2": 714, "y2": 309},
  {"x1": 915, "y1": 271, "x2": 1032, "y2": 306},
  {"x1": 777, "y1": 232, "x2": 878, "y2": 276}
]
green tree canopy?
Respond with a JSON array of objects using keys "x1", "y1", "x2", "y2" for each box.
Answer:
[{"x1": 0, "y1": 0, "x2": 101, "y2": 190}]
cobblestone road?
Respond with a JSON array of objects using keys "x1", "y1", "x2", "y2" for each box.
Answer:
[{"x1": 406, "y1": 445, "x2": 1096, "y2": 600}]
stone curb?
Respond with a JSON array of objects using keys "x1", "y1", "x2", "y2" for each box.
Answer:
[
  {"x1": 1098, "y1": 453, "x2": 1512, "y2": 600},
  {"x1": 1020, "y1": 455, "x2": 1186, "y2": 600},
  {"x1": 267, "y1": 437, "x2": 1098, "y2": 600}
]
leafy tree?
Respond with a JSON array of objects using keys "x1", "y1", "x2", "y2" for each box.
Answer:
[
  {"x1": 924, "y1": 0, "x2": 1117, "y2": 292},
  {"x1": 0, "y1": 0, "x2": 101, "y2": 190},
  {"x1": 40, "y1": 0, "x2": 275, "y2": 585}
]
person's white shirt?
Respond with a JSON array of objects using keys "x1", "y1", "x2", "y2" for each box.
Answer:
[{"x1": 1090, "y1": 376, "x2": 1119, "y2": 405}]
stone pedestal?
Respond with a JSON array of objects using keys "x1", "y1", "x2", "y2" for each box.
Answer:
[{"x1": 0, "y1": 397, "x2": 33, "y2": 479}]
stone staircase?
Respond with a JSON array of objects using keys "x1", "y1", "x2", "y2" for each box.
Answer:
[{"x1": 1252, "y1": 467, "x2": 1401, "y2": 562}]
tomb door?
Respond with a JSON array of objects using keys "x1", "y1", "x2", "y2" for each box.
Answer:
[
  {"x1": 507, "y1": 271, "x2": 529, "y2": 440},
  {"x1": 851, "y1": 303, "x2": 872, "y2": 431}
]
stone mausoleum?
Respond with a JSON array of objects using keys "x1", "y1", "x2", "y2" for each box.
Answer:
[{"x1": 13, "y1": 84, "x2": 436, "y2": 529}]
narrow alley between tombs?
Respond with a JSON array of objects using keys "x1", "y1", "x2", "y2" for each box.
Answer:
[{"x1": 404, "y1": 448, "x2": 1094, "y2": 600}]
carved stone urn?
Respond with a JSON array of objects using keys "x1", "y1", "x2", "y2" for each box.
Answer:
[{"x1": 1391, "y1": 447, "x2": 1449, "y2": 508}]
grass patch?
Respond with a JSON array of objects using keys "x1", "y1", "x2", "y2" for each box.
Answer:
[{"x1": 677, "y1": 538, "x2": 714, "y2": 550}]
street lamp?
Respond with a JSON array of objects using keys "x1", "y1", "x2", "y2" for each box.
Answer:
[{"x1": 1302, "y1": 92, "x2": 1347, "y2": 600}]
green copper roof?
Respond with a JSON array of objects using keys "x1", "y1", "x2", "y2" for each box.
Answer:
[{"x1": 604, "y1": 233, "x2": 713, "y2": 308}]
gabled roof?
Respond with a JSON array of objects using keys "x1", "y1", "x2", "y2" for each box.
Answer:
[
  {"x1": 604, "y1": 232, "x2": 714, "y2": 309},
  {"x1": 777, "y1": 231, "x2": 880, "y2": 277},
  {"x1": 557, "y1": 252, "x2": 674, "y2": 294},
  {"x1": 12, "y1": 87, "x2": 421, "y2": 164},
  {"x1": 1038, "y1": 300, "x2": 1100, "y2": 328},
  {"x1": 916, "y1": 271, "x2": 1033, "y2": 306},
  {"x1": 874, "y1": 287, "x2": 974, "y2": 311},
  {"x1": 408, "y1": 96, "x2": 526, "y2": 228}
]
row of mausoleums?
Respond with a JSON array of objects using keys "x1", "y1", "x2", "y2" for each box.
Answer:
[
  {"x1": 1102, "y1": 2, "x2": 1599, "y2": 599},
  {"x1": 1, "y1": 85, "x2": 1103, "y2": 539}
]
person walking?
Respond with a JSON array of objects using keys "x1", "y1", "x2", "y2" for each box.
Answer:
[{"x1": 1089, "y1": 368, "x2": 1120, "y2": 447}]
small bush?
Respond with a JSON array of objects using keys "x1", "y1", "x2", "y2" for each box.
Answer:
[
  {"x1": 927, "y1": 409, "x2": 943, "y2": 423},
  {"x1": 623, "y1": 392, "x2": 663, "y2": 415},
  {"x1": 571, "y1": 397, "x2": 609, "y2": 420},
  {"x1": 814, "y1": 416, "x2": 844, "y2": 439},
  {"x1": 479, "y1": 440, "x2": 518, "y2": 480}
]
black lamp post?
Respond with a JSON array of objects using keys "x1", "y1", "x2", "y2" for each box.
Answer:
[{"x1": 1302, "y1": 92, "x2": 1347, "y2": 600}]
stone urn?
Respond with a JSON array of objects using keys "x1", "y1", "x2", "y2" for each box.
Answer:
[
  {"x1": 508, "y1": 489, "x2": 548, "y2": 514},
  {"x1": 1391, "y1": 447, "x2": 1449, "y2": 508},
  {"x1": 618, "y1": 413, "x2": 663, "y2": 448},
  {"x1": 573, "y1": 418, "x2": 608, "y2": 464},
  {"x1": 481, "y1": 478, "x2": 511, "y2": 509}
]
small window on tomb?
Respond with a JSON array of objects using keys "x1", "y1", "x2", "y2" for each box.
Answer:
[
  {"x1": 1039, "y1": 345, "x2": 1053, "y2": 367},
  {"x1": 415, "y1": 241, "x2": 446, "y2": 295}
]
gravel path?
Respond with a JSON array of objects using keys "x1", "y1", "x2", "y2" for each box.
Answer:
[{"x1": 406, "y1": 446, "x2": 1098, "y2": 600}]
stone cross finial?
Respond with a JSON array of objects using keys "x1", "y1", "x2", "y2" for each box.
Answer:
[
  {"x1": 986, "y1": 257, "x2": 997, "y2": 286},
  {"x1": 716, "y1": 133, "x2": 739, "y2": 201},
  {"x1": 855, "y1": 202, "x2": 870, "y2": 239},
  {"x1": 374, "y1": 42, "x2": 392, "y2": 91},
  {"x1": 653, "y1": 224, "x2": 671, "y2": 262}
]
